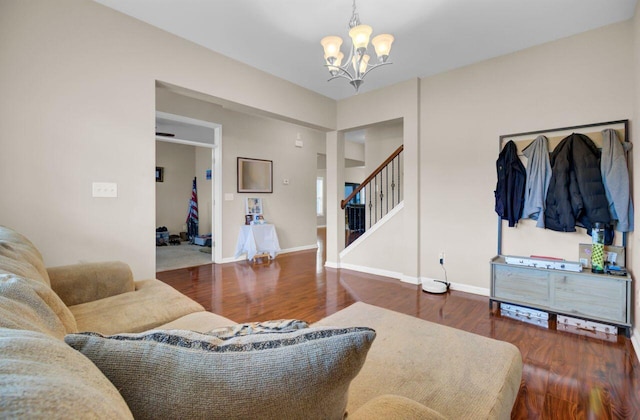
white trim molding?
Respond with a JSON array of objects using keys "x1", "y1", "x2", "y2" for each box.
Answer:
[
  {"x1": 450, "y1": 282, "x2": 490, "y2": 297},
  {"x1": 400, "y1": 274, "x2": 421, "y2": 285},
  {"x1": 418, "y1": 276, "x2": 490, "y2": 297},
  {"x1": 632, "y1": 328, "x2": 640, "y2": 362},
  {"x1": 340, "y1": 263, "x2": 403, "y2": 281},
  {"x1": 221, "y1": 244, "x2": 318, "y2": 264}
]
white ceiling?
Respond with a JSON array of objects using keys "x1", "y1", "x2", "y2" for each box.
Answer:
[{"x1": 95, "y1": 0, "x2": 637, "y2": 101}]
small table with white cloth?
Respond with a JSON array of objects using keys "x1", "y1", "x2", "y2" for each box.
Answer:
[{"x1": 234, "y1": 224, "x2": 281, "y2": 261}]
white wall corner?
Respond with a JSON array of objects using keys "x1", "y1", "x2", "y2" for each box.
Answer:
[{"x1": 632, "y1": 328, "x2": 640, "y2": 363}]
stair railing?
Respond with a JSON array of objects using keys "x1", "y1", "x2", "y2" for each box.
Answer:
[{"x1": 341, "y1": 145, "x2": 403, "y2": 246}]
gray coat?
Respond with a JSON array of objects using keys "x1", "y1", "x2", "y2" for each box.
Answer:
[
  {"x1": 522, "y1": 135, "x2": 551, "y2": 228},
  {"x1": 601, "y1": 129, "x2": 634, "y2": 232}
]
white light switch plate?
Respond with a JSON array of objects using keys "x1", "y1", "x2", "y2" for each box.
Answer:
[
  {"x1": 92, "y1": 182, "x2": 118, "y2": 198},
  {"x1": 225, "y1": 193, "x2": 234, "y2": 201}
]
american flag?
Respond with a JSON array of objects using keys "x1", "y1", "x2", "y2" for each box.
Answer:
[{"x1": 186, "y1": 177, "x2": 198, "y2": 242}]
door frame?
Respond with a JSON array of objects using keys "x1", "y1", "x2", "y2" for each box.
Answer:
[{"x1": 155, "y1": 111, "x2": 223, "y2": 263}]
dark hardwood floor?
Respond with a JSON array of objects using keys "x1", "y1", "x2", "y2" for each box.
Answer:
[{"x1": 157, "y1": 228, "x2": 640, "y2": 419}]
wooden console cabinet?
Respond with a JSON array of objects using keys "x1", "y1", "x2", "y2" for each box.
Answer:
[{"x1": 490, "y1": 256, "x2": 632, "y2": 336}]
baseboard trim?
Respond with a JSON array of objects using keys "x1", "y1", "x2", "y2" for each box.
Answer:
[
  {"x1": 324, "y1": 261, "x2": 340, "y2": 269},
  {"x1": 340, "y1": 263, "x2": 403, "y2": 281},
  {"x1": 400, "y1": 275, "x2": 421, "y2": 285},
  {"x1": 632, "y1": 329, "x2": 640, "y2": 363},
  {"x1": 417, "y1": 277, "x2": 490, "y2": 296},
  {"x1": 221, "y1": 244, "x2": 317, "y2": 264},
  {"x1": 280, "y1": 244, "x2": 318, "y2": 254},
  {"x1": 450, "y1": 282, "x2": 490, "y2": 297}
]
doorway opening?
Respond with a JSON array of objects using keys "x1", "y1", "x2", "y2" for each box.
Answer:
[{"x1": 155, "y1": 112, "x2": 222, "y2": 271}]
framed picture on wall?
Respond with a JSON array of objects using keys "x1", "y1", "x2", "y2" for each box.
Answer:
[
  {"x1": 155, "y1": 167, "x2": 164, "y2": 182},
  {"x1": 237, "y1": 157, "x2": 273, "y2": 193}
]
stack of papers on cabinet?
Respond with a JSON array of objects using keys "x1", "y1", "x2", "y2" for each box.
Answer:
[{"x1": 504, "y1": 255, "x2": 582, "y2": 272}]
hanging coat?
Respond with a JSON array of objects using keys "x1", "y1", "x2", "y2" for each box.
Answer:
[
  {"x1": 545, "y1": 133, "x2": 610, "y2": 232},
  {"x1": 495, "y1": 140, "x2": 526, "y2": 227},
  {"x1": 521, "y1": 135, "x2": 551, "y2": 228},
  {"x1": 601, "y1": 129, "x2": 634, "y2": 232}
]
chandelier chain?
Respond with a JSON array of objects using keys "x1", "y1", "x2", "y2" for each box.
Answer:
[{"x1": 349, "y1": 0, "x2": 360, "y2": 29}]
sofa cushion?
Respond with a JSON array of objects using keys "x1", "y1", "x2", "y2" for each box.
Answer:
[
  {"x1": 349, "y1": 395, "x2": 447, "y2": 420},
  {"x1": 47, "y1": 261, "x2": 135, "y2": 306},
  {"x1": 156, "y1": 311, "x2": 237, "y2": 332},
  {"x1": 65, "y1": 326, "x2": 376, "y2": 420},
  {"x1": 69, "y1": 279, "x2": 204, "y2": 335},
  {"x1": 314, "y1": 302, "x2": 523, "y2": 419},
  {"x1": 0, "y1": 274, "x2": 77, "y2": 338},
  {"x1": 0, "y1": 226, "x2": 51, "y2": 286},
  {"x1": 0, "y1": 328, "x2": 133, "y2": 419}
]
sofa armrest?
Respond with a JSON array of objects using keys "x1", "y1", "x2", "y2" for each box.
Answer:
[
  {"x1": 47, "y1": 261, "x2": 135, "y2": 306},
  {"x1": 349, "y1": 395, "x2": 447, "y2": 420}
]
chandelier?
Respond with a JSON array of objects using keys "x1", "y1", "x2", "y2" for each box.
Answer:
[{"x1": 320, "y1": 0, "x2": 394, "y2": 92}]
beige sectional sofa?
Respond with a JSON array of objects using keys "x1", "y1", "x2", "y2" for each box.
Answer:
[{"x1": 0, "y1": 225, "x2": 522, "y2": 419}]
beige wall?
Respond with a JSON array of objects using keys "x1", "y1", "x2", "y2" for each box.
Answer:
[
  {"x1": 0, "y1": 0, "x2": 335, "y2": 278},
  {"x1": 156, "y1": 89, "x2": 325, "y2": 260},
  {"x1": 364, "y1": 121, "x2": 403, "y2": 177},
  {"x1": 420, "y1": 21, "x2": 634, "y2": 290},
  {"x1": 331, "y1": 79, "x2": 420, "y2": 282},
  {"x1": 1, "y1": 0, "x2": 637, "y2": 322},
  {"x1": 155, "y1": 142, "x2": 196, "y2": 235}
]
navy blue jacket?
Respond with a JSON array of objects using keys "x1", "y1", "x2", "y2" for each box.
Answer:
[
  {"x1": 495, "y1": 140, "x2": 526, "y2": 227},
  {"x1": 544, "y1": 133, "x2": 611, "y2": 232}
]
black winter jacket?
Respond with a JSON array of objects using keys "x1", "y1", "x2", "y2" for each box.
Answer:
[
  {"x1": 495, "y1": 140, "x2": 526, "y2": 227},
  {"x1": 544, "y1": 133, "x2": 611, "y2": 232}
]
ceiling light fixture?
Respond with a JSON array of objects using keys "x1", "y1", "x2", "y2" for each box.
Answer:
[{"x1": 320, "y1": 0, "x2": 394, "y2": 93}]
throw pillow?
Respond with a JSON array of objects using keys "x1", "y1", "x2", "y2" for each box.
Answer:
[{"x1": 65, "y1": 326, "x2": 375, "y2": 420}]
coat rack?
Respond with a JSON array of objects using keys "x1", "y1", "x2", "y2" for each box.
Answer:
[{"x1": 496, "y1": 119, "x2": 630, "y2": 256}]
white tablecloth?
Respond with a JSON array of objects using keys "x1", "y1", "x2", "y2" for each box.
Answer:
[{"x1": 234, "y1": 224, "x2": 281, "y2": 260}]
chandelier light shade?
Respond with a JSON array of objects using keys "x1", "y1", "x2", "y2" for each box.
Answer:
[{"x1": 321, "y1": 0, "x2": 394, "y2": 92}]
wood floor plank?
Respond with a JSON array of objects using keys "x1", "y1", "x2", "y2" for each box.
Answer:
[{"x1": 156, "y1": 228, "x2": 639, "y2": 419}]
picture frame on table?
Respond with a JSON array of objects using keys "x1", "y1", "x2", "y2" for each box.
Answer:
[{"x1": 246, "y1": 197, "x2": 263, "y2": 215}]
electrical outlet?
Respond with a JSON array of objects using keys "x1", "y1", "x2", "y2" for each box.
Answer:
[{"x1": 439, "y1": 252, "x2": 445, "y2": 265}]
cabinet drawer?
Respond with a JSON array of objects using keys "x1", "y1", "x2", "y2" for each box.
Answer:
[
  {"x1": 493, "y1": 265, "x2": 550, "y2": 306},
  {"x1": 551, "y1": 274, "x2": 626, "y2": 323}
]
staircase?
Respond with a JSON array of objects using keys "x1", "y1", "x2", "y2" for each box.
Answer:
[{"x1": 342, "y1": 145, "x2": 403, "y2": 247}]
